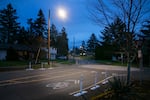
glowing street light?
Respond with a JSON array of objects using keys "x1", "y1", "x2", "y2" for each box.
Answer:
[
  {"x1": 57, "y1": 7, "x2": 67, "y2": 20},
  {"x1": 47, "y1": 7, "x2": 67, "y2": 65}
]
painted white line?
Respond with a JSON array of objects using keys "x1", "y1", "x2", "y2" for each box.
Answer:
[
  {"x1": 65, "y1": 80, "x2": 80, "y2": 84},
  {"x1": 46, "y1": 82, "x2": 69, "y2": 89},
  {"x1": 53, "y1": 82, "x2": 69, "y2": 89}
]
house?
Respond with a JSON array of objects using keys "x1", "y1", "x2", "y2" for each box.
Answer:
[
  {"x1": 112, "y1": 52, "x2": 125, "y2": 64},
  {"x1": 0, "y1": 47, "x2": 7, "y2": 60},
  {"x1": 0, "y1": 44, "x2": 34, "y2": 60},
  {"x1": 41, "y1": 47, "x2": 57, "y2": 60},
  {"x1": 0, "y1": 44, "x2": 57, "y2": 61}
]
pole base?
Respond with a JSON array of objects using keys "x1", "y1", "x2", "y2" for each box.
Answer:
[
  {"x1": 26, "y1": 68, "x2": 34, "y2": 71},
  {"x1": 39, "y1": 68, "x2": 46, "y2": 70},
  {"x1": 73, "y1": 91, "x2": 87, "y2": 97},
  {"x1": 48, "y1": 67, "x2": 53, "y2": 69},
  {"x1": 91, "y1": 85, "x2": 100, "y2": 90},
  {"x1": 102, "y1": 80, "x2": 108, "y2": 85}
]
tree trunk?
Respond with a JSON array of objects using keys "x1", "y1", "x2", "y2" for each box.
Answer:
[{"x1": 127, "y1": 52, "x2": 130, "y2": 85}]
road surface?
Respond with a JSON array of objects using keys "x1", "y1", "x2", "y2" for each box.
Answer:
[{"x1": 0, "y1": 64, "x2": 149, "y2": 100}]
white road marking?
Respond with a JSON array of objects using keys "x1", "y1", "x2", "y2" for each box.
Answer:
[
  {"x1": 46, "y1": 82, "x2": 69, "y2": 89},
  {"x1": 65, "y1": 80, "x2": 80, "y2": 84}
]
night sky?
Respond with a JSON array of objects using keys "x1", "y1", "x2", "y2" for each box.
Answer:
[{"x1": 0, "y1": 0, "x2": 101, "y2": 49}]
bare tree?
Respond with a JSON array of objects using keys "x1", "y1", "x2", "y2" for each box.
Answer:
[
  {"x1": 89, "y1": 0, "x2": 150, "y2": 27},
  {"x1": 89, "y1": 0, "x2": 150, "y2": 84}
]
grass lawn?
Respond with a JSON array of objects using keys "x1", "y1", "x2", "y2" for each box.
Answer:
[
  {"x1": 0, "y1": 60, "x2": 28, "y2": 67},
  {"x1": 55, "y1": 59, "x2": 75, "y2": 65},
  {"x1": 0, "y1": 59, "x2": 75, "y2": 68},
  {"x1": 0, "y1": 60, "x2": 75, "y2": 72}
]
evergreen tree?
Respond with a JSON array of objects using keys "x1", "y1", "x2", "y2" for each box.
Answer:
[
  {"x1": 57, "y1": 27, "x2": 68, "y2": 57},
  {"x1": 34, "y1": 9, "x2": 47, "y2": 37},
  {"x1": 50, "y1": 24, "x2": 58, "y2": 47},
  {"x1": 61, "y1": 27, "x2": 68, "y2": 56},
  {"x1": 81, "y1": 40, "x2": 86, "y2": 50},
  {"x1": 27, "y1": 18, "x2": 35, "y2": 37},
  {"x1": 101, "y1": 18, "x2": 126, "y2": 51},
  {"x1": 17, "y1": 26, "x2": 29, "y2": 44},
  {"x1": 28, "y1": 9, "x2": 47, "y2": 48},
  {"x1": 0, "y1": 3, "x2": 20, "y2": 43},
  {"x1": 96, "y1": 18, "x2": 136, "y2": 60},
  {"x1": 87, "y1": 33, "x2": 99, "y2": 53},
  {"x1": 140, "y1": 20, "x2": 150, "y2": 66},
  {"x1": 26, "y1": 18, "x2": 38, "y2": 47},
  {"x1": 27, "y1": 18, "x2": 40, "y2": 48},
  {"x1": 80, "y1": 40, "x2": 86, "y2": 56}
]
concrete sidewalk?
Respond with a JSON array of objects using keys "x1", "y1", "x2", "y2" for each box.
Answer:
[
  {"x1": 80, "y1": 64, "x2": 150, "y2": 80},
  {"x1": 80, "y1": 64, "x2": 140, "y2": 71}
]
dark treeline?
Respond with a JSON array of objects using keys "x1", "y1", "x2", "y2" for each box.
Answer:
[
  {"x1": 94, "y1": 17, "x2": 150, "y2": 67},
  {"x1": 82, "y1": 17, "x2": 150, "y2": 67},
  {"x1": 87, "y1": 0, "x2": 150, "y2": 68},
  {"x1": 0, "y1": 3, "x2": 68, "y2": 60},
  {"x1": 84, "y1": 0, "x2": 150, "y2": 68},
  {"x1": 72, "y1": 33, "x2": 100, "y2": 56}
]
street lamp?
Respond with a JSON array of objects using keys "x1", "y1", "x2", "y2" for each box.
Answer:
[
  {"x1": 48, "y1": 10, "x2": 50, "y2": 65},
  {"x1": 47, "y1": 8, "x2": 67, "y2": 65},
  {"x1": 57, "y1": 7, "x2": 67, "y2": 20}
]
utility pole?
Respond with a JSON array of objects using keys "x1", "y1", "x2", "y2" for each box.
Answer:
[{"x1": 48, "y1": 10, "x2": 50, "y2": 65}]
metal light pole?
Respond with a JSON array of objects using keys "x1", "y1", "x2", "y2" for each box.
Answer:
[
  {"x1": 47, "y1": 7, "x2": 67, "y2": 65},
  {"x1": 48, "y1": 10, "x2": 50, "y2": 65}
]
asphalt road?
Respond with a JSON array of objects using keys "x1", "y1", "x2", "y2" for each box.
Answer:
[{"x1": 0, "y1": 64, "x2": 149, "y2": 100}]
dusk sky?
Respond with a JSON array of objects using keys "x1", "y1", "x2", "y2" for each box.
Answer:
[{"x1": 0, "y1": 0, "x2": 102, "y2": 49}]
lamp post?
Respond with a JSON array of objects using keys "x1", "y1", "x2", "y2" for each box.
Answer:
[{"x1": 47, "y1": 7, "x2": 67, "y2": 65}]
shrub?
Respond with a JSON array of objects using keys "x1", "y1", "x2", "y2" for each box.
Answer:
[{"x1": 92, "y1": 77, "x2": 142, "y2": 100}]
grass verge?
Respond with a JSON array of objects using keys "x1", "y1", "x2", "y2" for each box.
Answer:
[{"x1": 0, "y1": 60, "x2": 28, "y2": 67}]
